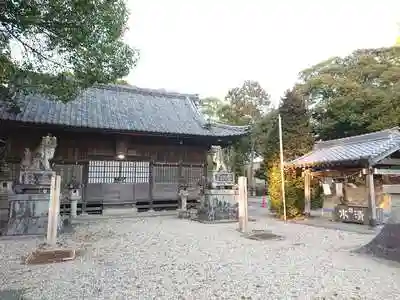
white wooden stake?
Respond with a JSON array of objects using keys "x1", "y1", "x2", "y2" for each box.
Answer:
[
  {"x1": 238, "y1": 176, "x2": 248, "y2": 233},
  {"x1": 367, "y1": 168, "x2": 377, "y2": 226},
  {"x1": 47, "y1": 174, "x2": 61, "y2": 245},
  {"x1": 304, "y1": 170, "x2": 311, "y2": 216},
  {"x1": 278, "y1": 114, "x2": 287, "y2": 221}
]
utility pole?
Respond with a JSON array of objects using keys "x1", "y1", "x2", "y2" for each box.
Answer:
[
  {"x1": 278, "y1": 114, "x2": 287, "y2": 221},
  {"x1": 249, "y1": 131, "x2": 256, "y2": 196}
]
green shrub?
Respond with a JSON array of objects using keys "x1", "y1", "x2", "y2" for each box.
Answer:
[
  {"x1": 311, "y1": 183, "x2": 324, "y2": 209},
  {"x1": 267, "y1": 161, "x2": 305, "y2": 218}
]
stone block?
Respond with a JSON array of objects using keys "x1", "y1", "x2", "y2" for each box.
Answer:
[{"x1": 6, "y1": 194, "x2": 62, "y2": 236}]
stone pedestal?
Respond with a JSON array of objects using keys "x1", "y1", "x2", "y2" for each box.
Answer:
[
  {"x1": 0, "y1": 180, "x2": 13, "y2": 234},
  {"x1": 70, "y1": 198, "x2": 79, "y2": 218},
  {"x1": 19, "y1": 170, "x2": 53, "y2": 186},
  {"x1": 69, "y1": 190, "x2": 81, "y2": 218},
  {"x1": 7, "y1": 194, "x2": 62, "y2": 235},
  {"x1": 197, "y1": 189, "x2": 238, "y2": 222},
  {"x1": 205, "y1": 189, "x2": 237, "y2": 206},
  {"x1": 6, "y1": 171, "x2": 63, "y2": 236}
]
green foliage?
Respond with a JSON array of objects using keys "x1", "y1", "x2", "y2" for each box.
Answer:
[
  {"x1": 199, "y1": 81, "x2": 270, "y2": 175},
  {"x1": 259, "y1": 89, "x2": 314, "y2": 218},
  {"x1": 0, "y1": 0, "x2": 139, "y2": 109},
  {"x1": 310, "y1": 183, "x2": 324, "y2": 209},
  {"x1": 267, "y1": 161, "x2": 304, "y2": 218},
  {"x1": 199, "y1": 97, "x2": 224, "y2": 122},
  {"x1": 279, "y1": 89, "x2": 314, "y2": 160},
  {"x1": 219, "y1": 80, "x2": 271, "y2": 125},
  {"x1": 254, "y1": 161, "x2": 267, "y2": 181},
  {"x1": 297, "y1": 47, "x2": 400, "y2": 140},
  {"x1": 219, "y1": 80, "x2": 271, "y2": 173},
  {"x1": 114, "y1": 79, "x2": 131, "y2": 85}
]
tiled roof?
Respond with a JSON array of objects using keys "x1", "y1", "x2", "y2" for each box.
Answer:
[
  {"x1": 0, "y1": 85, "x2": 248, "y2": 137},
  {"x1": 289, "y1": 128, "x2": 400, "y2": 167}
]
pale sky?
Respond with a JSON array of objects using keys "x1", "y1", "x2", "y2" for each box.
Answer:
[{"x1": 125, "y1": 0, "x2": 400, "y2": 105}]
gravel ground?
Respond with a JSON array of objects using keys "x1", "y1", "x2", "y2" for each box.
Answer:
[{"x1": 1, "y1": 216, "x2": 400, "y2": 300}]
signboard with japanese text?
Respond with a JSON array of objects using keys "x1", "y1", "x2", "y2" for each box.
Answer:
[
  {"x1": 210, "y1": 171, "x2": 235, "y2": 187},
  {"x1": 334, "y1": 205, "x2": 384, "y2": 225},
  {"x1": 335, "y1": 205, "x2": 365, "y2": 224}
]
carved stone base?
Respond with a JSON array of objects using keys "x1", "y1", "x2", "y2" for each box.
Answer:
[
  {"x1": 6, "y1": 194, "x2": 63, "y2": 236},
  {"x1": 197, "y1": 189, "x2": 238, "y2": 222},
  {"x1": 19, "y1": 170, "x2": 54, "y2": 186}
]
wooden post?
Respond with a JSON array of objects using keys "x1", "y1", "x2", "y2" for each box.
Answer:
[
  {"x1": 47, "y1": 174, "x2": 61, "y2": 246},
  {"x1": 148, "y1": 160, "x2": 154, "y2": 211},
  {"x1": 367, "y1": 167, "x2": 377, "y2": 227},
  {"x1": 238, "y1": 176, "x2": 248, "y2": 233},
  {"x1": 304, "y1": 169, "x2": 311, "y2": 216},
  {"x1": 81, "y1": 163, "x2": 89, "y2": 215}
]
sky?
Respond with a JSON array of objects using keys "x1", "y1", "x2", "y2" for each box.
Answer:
[{"x1": 125, "y1": 0, "x2": 400, "y2": 105}]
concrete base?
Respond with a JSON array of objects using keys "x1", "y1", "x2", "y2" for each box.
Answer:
[
  {"x1": 74, "y1": 210, "x2": 177, "y2": 222},
  {"x1": 102, "y1": 207, "x2": 138, "y2": 216}
]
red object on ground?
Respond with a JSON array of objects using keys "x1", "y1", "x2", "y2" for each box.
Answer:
[{"x1": 261, "y1": 195, "x2": 266, "y2": 208}]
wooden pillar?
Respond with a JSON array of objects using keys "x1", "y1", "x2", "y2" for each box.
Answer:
[
  {"x1": 304, "y1": 169, "x2": 311, "y2": 216},
  {"x1": 47, "y1": 174, "x2": 61, "y2": 246},
  {"x1": 367, "y1": 167, "x2": 377, "y2": 227},
  {"x1": 148, "y1": 160, "x2": 154, "y2": 211},
  {"x1": 238, "y1": 176, "x2": 249, "y2": 233},
  {"x1": 81, "y1": 163, "x2": 89, "y2": 214}
]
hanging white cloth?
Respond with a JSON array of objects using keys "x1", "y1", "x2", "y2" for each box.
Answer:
[
  {"x1": 335, "y1": 183, "x2": 343, "y2": 197},
  {"x1": 322, "y1": 183, "x2": 331, "y2": 195}
]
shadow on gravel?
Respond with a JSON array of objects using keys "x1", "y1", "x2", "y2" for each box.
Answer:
[
  {"x1": 0, "y1": 289, "x2": 29, "y2": 300},
  {"x1": 243, "y1": 229, "x2": 284, "y2": 241},
  {"x1": 354, "y1": 223, "x2": 400, "y2": 263}
]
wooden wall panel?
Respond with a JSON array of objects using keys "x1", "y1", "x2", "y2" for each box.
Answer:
[{"x1": 2, "y1": 126, "x2": 208, "y2": 166}]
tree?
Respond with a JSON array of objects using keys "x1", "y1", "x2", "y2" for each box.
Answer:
[
  {"x1": 297, "y1": 47, "x2": 400, "y2": 140},
  {"x1": 199, "y1": 97, "x2": 224, "y2": 122},
  {"x1": 219, "y1": 80, "x2": 271, "y2": 125},
  {"x1": 279, "y1": 90, "x2": 314, "y2": 160},
  {"x1": 254, "y1": 108, "x2": 279, "y2": 180},
  {"x1": 0, "y1": 0, "x2": 139, "y2": 111},
  {"x1": 259, "y1": 89, "x2": 314, "y2": 218},
  {"x1": 114, "y1": 79, "x2": 131, "y2": 86},
  {"x1": 218, "y1": 80, "x2": 271, "y2": 175}
]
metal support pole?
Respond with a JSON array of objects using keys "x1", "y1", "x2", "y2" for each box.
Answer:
[
  {"x1": 250, "y1": 131, "x2": 256, "y2": 197},
  {"x1": 278, "y1": 114, "x2": 287, "y2": 221}
]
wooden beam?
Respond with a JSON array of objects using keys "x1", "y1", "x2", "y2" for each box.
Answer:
[
  {"x1": 373, "y1": 168, "x2": 400, "y2": 175},
  {"x1": 310, "y1": 168, "x2": 363, "y2": 178},
  {"x1": 376, "y1": 158, "x2": 400, "y2": 166}
]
